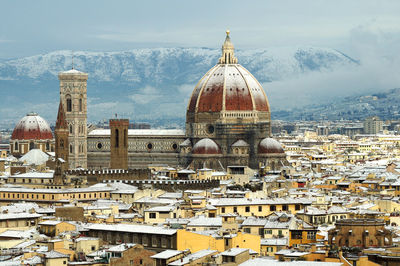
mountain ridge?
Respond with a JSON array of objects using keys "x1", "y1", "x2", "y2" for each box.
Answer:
[{"x1": 0, "y1": 46, "x2": 357, "y2": 127}]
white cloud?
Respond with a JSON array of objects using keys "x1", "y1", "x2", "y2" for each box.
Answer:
[{"x1": 129, "y1": 86, "x2": 163, "y2": 105}]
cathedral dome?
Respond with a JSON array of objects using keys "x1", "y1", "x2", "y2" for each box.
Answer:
[
  {"x1": 192, "y1": 138, "x2": 221, "y2": 155},
  {"x1": 258, "y1": 138, "x2": 284, "y2": 154},
  {"x1": 11, "y1": 112, "x2": 53, "y2": 140},
  {"x1": 187, "y1": 31, "x2": 270, "y2": 119}
]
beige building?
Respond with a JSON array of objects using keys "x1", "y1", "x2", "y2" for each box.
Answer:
[{"x1": 364, "y1": 116, "x2": 383, "y2": 134}]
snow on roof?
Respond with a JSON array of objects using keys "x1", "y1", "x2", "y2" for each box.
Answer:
[
  {"x1": 19, "y1": 149, "x2": 49, "y2": 165},
  {"x1": 0, "y1": 213, "x2": 41, "y2": 221},
  {"x1": 44, "y1": 250, "x2": 69, "y2": 258},
  {"x1": 107, "y1": 243, "x2": 137, "y2": 252},
  {"x1": 169, "y1": 249, "x2": 217, "y2": 265},
  {"x1": 13, "y1": 239, "x2": 36, "y2": 249},
  {"x1": 39, "y1": 220, "x2": 65, "y2": 226},
  {"x1": 241, "y1": 217, "x2": 267, "y2": 227},
  {"x1": 232, "y1": 139, "x2": 249, "y2": 147},
  {"x1": 151, "y1": 249, "x2": 183, "y2": 259},
  {"x1": 220, "y1": 248, "x2": 249, "y2": 256},
  {"x1": 209, "y1": 197, "x2": 312, "y2": 206},
  {"x1": 187, "y1": 216, "x2": 222, "y2": 227},
  {"x1": 145, "y1": 205, "x2": 176, "y2": 212},
  {"x1": 239, "y1": 259, "x2": 343, "y2": 266},
  {"x1": 11, "y1": 172, "x2": 54, "y2": 179},
  {"x1": 75, "y1": 237, "x2": 99, "y2": 242},
  {"x1": 88, "y1": 128, "x2": 184, "y2": 136},
  {"x1": 261, "y1": 238, "x2": 288, "y2": 246},
  {"x1": 0, "y1": 184, "x2": 115, "y2": 194},
  {"x1": 85, "y1": 223, "x2": 177, "y2": 235},
  {"x1": 60, "y1": 69, "x2": 85, "y2": 74},
  {"x1": 0, "y1": 229, "x2": 36, "y2": 239}
]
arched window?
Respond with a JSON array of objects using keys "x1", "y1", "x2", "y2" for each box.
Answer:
[
  {"x1": 115, "y1": 129, "x2": 119, "y2": 148},
  {"x1": 46, "y1": 141, "x2": 50, "y2": 151},
  {"x1": 66, "y1": 95, "x2": 72, "y2": 112},
  {"x1": 60, "y1": 139, "x2": 64, "y2": 148},
  {"x1": 69, "y1": 125, "x2": 73, "y2": 134},
  {"x1": 79, "y1": 98, "x2": 82, "y2": 112},
  {"x1": 70, "y1": 144, "x2": 73, "y2": 154},
  {"x1": 14, "y1": 142, "x2": 18, "y2": 151}
]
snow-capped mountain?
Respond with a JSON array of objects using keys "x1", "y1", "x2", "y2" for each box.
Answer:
[{"x1": 0, "y1": 46, "x2": 357, "y2": 126}]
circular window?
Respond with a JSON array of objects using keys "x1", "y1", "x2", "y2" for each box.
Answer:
[
  {"x1": 172, "y1": 143, "x2": 178, "y2": 150},
  {"x1": 207, "y1": 124, "x2": 215, "y2": 134},
  {"x1": 97, "y1": 142, "x2": 103, "y2": 149},
  {"x1": 147, "y1": 143, "x2": 153, "y2": 150}
]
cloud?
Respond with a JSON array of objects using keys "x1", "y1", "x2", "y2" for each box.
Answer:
[
  {"x1": 267, "y1": 21, "x2": 400, "y2": 111},
  {"x1": 129, "y1": 86, "x2": 163, "y2": 105},
  {"x1": 177, "y1": 83, "x2": 195, "y2": 97}
]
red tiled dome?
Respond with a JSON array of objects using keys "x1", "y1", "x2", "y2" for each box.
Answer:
[
  {"x1": 11, "y1": 112, "x2": 53, "y2": 140},
  {"x1": 192, "y1": 138, "x2": 221, "y2": 155},
  {"x1": 187, "y1": 31, "x2": 269, "y2": 116},
  {"x1": 187, "y1": 64, "x2": 269, "y2": 113},
  {"x1": 258, "y1": 138, "x2": 284, "y2": 154}
]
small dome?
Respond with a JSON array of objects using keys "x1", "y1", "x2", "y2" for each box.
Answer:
[
  {"x1": 258, "y1": 138, "x2": 284, "y2": 154},
  {"x1": 192, "y1": 138, "x2": 221, "y2": 155},
  {"x1": 232, "y1": 139, "x2": 249, "y2": 147},
  {"x1": 19, "y1": 149, "x2": 49, "y2": 165},
  {"x1": 11, "y1": 112, "x2": 53, "y2": 140}
]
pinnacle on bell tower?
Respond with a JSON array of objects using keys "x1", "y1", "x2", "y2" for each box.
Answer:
[{"x1": 218, "y1": 30, "x2": 238, "y2": 64}]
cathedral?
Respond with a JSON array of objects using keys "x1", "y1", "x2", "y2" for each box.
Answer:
[{"x1": 12, "y1": 31, "x2": 287, "y2": 171}]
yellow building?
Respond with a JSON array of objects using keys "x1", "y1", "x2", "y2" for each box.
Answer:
[
  {"x1": 43, "y1": 250, "x2": 69, "y2": 266},
  {"x1": 0, "y1": 213, "x2": 41, "y2": 232},
  {"x1": 176, "y1": 230, "x2": 260, "y2": 253},
  {"x1": 39, "y1": 221, "x2": 76, "y2": 237},
  {"x1": 212, "y1": 198, "x2": 311, "y2": 217},
  {"x1": 0, "y1": 185, "x2": 113, "y2": 205},
  {"x1": 260, "y1": 238, "x2": 287, "y2": 256},
  {"x1": 75, "y1": 237, "x2": 101, "y2": 256}
]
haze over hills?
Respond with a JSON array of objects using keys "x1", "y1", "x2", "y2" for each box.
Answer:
[
  {"x1": 0, "y1": 46, "x2": 358, "y2": 128},
  {"x1": 274, "y1": 88, "x2": 400, "y2": 122}
]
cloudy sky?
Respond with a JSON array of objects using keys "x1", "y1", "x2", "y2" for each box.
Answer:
[
  {"x1": 1, "y1": 0, "x2": 400, "y2": 126},
  {"x1": 1, "y1": 0, "x2": 400, "y2": 58}
]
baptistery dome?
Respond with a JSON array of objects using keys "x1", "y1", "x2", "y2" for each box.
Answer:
[{"x1": 11, "y1": 112, "x2": 53, "y2": 140}]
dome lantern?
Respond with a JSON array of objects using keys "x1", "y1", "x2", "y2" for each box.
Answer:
[{"x1": 218, "y1": 30, "x2": 238, "y2": 64}]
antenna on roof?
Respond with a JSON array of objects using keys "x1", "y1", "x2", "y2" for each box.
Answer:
[{"x1": 71, "y1": 51, "x2": 74, "y2": 70}]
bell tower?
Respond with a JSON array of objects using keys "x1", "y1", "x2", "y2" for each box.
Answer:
[
  {"x1": 110, "y1": 118, "x2": 129, "y2": 169},
  {"x1": 54, "y1": 101, "x2": 69, "y2": 185},
  {"x1": 58, "y1": 67, "x2": 88, "y2": 169}
]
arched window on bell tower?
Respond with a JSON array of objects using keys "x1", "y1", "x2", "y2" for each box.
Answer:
[
  {"x1": 66, "y1": 95, "x2": 72, "y2": 112},
  {"x1": 79, "y1": 98, "x2": 82, "y2": 112},
  {"x1": 70, "y1": 144, "x2": 73, "y2": 154},
  {"x1": 69, "y1": 125, "x2": 73, "y2": 134}
]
